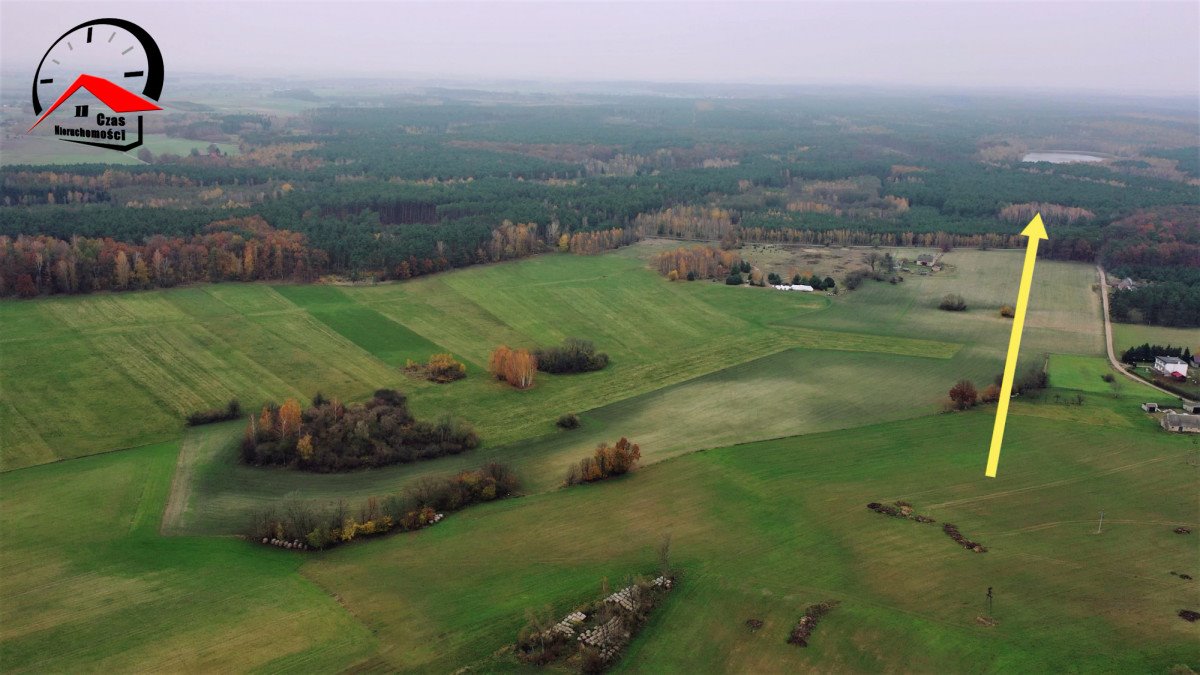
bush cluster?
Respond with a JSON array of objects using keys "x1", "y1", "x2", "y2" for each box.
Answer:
[
  {"x1": 405, "y1": 353, "x2": 467, "y2": 383},
  {"x1": 248, "y1": 463, "x2": 519, "y2": 550},
  {"x1": 556, "y1": 413, "x2": 581, "y2": 429},
  {"x1": 185, "y1": 399, "x2": 242, "y2": 426},
  {"x1": 564, "y1": 438, "x2": 641, "y2": 485},
  {"x1": 535, "y1": 338, "x2": 609, "y2": 374},
  {"x1": 996, "y1": 366, "x2": 1050, "y2": 395},
  {"x1": 939, "y1": 293, "x2": 967, "y2": 311},
  {"x1": 241, "y1": 389, "x2": 479, "y2": 471}
]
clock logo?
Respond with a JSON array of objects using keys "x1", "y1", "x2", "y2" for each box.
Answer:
[{"x1": 27, "y1": 18, "x2": 164, "y2": 152}]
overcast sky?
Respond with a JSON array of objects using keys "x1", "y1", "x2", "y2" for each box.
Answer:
[{"x1": 2, "y1": 1, "x2": 1197, "y2": 96}]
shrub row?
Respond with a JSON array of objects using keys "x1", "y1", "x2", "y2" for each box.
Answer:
[
  {"x1": 564, "y1": 438, "x2": 641, "y2": 485},
  {"x1": 534, "y1": 338, "x2": 609, "y2": 374},
  {"x1": 185, "y1": 399, "x2": 242, "y2": 426},
  {"x1": 248, "y1": 462, "x2": 519, "y2": 550}
]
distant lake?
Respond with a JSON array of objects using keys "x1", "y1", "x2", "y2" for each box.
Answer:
[{"x1": 1021, "y1": 152, "x2": 1106, "y2": 164}]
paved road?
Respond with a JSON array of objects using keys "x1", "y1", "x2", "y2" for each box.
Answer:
[{"x1": 1096, "y1": 266, "x2": 1180, "y2": 400}]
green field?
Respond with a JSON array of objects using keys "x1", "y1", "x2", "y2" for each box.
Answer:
[
  {"x1": 2, "y1": 244, "x2": 1193, "y2": 673},
  {"x1": 0, "y1": 133, "x2": 239, "y2": 166},
  {"x1": 1113, "y1": 323, "x2": 1200, "y2": 357}
]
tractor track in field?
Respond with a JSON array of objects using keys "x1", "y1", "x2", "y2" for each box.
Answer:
[{"x1": 922, "y1": 454, "x2": 1175, "y2": 510}]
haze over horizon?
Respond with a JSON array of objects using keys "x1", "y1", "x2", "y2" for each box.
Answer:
[{"x1": 1, "y1": 1, "x2": 1198, "y2": 98}]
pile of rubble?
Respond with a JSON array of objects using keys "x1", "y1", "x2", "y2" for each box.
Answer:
[
  {"x1": 942, "y1": 523, "x2": 987, "y2": 553},
  {"x1": 867, "y1": 501, "x2": 935, "y2": 523},
  {"x1": 548, "y1": 611, "x2": 587, "y2": 638},
  {"x1": 603, "y1": 585, "x2": 641, "y2": 612},
  {"x1": 1174, "y1": 526, "x2": 1191, "y2": 535},
  {"x1": 578, "y1": 616, "x2": 629, "y2": 654},
  {"x1": 787, "y1": 600, "x2": 839, "y2": 647},
  {"x1": 262, "y1": 537, "x2": 308, "y2": 550}
]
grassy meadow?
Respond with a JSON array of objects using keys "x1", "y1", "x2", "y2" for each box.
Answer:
[
  {"x1": 2, "y1": 243, "x2": 1194, "y2": 673},
  {"x1": 1113, "y1": 323, "x2": 1200, "y2": 357}
]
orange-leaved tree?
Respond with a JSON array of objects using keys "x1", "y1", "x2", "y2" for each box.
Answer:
[{"x1": 489, "y1": 345, "x2": 536, "y2": 389}]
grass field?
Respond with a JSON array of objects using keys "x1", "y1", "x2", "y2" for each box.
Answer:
[
  {"x1": 4, "y1": 244, "x2": 1190, "y2": 673},
  {"x1": 0, "y1": 440, "x2": 375, "y2": 672},
  {"x1": 1113, "y1": 323, "x2": 1200, "y2": 357},
  {"x1": 300, "y1": 396, "x2": 1197, "y2": 673},
  {"x1": 3, "y1": 247, "x2": 958, "y2": 471},
  {"x1": 0, "y1": 133, "x2": 239, "y2": 166}
]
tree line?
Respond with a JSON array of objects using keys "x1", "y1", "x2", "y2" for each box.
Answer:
[
  {"x1": 0, "y1": 217, "x2": 327, "y2": 297},
  {"x1": 248, "y1": 462, "x2": 519, "y2": 550},
  {"x1": 1120, "y1": 343, "x2": 1194, "y2": 365}
]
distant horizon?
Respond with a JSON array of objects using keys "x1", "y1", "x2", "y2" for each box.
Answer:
[
  {"x1": 2, "y1": 1, "x2": 1198, "y2": 99},
  {"x1": 3, "y1": 67, "x2": 1199, "y2": 109}
]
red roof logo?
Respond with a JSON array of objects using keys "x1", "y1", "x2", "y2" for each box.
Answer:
[{"x1": 27, "y1": 73, "x2": 161, "y2": 132}]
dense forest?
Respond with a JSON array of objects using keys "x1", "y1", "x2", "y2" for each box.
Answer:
[{"x1": 2, "y1": 88, "x2": 1196, "y2": 323}]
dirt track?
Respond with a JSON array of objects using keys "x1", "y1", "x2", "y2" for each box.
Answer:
[{"x1": 1096, "y1": 266, "x2": 1178, "y2": 399}]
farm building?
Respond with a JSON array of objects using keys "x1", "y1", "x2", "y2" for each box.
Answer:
[
  {"x1": 1153, "y1": 356, "x2": 1188, "y2": 378},
  {"x1": 1141, "y1": 402, "x2": 1159, "y2": 412},
  {"x1": 916, "y1": 254, "x2": 935, "y2": 266},
  {"x1": 1160, "y1": 413, "x2": 1200, "y2": 433},
  {"x1": 773, "y1": 284, "x2": 814, "y2": 292},
  {"x1": 1183, "y1": 401, "x2": 1200, "y2": 414},
  {"x1": 1116, "y1": 277, "x2": 1136, "y2": 291}
]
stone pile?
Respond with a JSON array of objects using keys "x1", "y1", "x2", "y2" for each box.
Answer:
[
  {"x1": 942, "y1": 523, "x2": 987, "y2": 553},
  {"x1": 262, "y1": 537, "x2": 308, "y2": 550},
  {"x1": 867, "y1": 501, "x2": 935, "y2": 523},
  {"x1": 787, "y1": 600, "x2": 839, "y2": 647},
  {"x1": 578, "y1": 614, "x2": 633, "y2": 653},
  {"x1": 1174, "y1": 527, "x2": 1191, "y2": 535},
  {"x1": 548, "y1": 611, "x2": 588, "y2": 638},
  {"x1": 604, "y1": 585, "x2": 641, "y2": 612}
]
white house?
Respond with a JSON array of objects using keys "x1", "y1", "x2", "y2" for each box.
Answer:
[{"x1": 1154, "y1": 356, "x2": 1188, "y2": 378}]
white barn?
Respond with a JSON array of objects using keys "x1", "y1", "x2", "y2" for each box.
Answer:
[
  {"x1": 773, "y1": 284, "x2": 814, "y2": 292},
  {"x1": 1154, "y1": 356, "x2": 1188, "y2": 378}
]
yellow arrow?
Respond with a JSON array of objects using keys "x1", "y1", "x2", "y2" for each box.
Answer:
[{"x1": 985, "y1": 213, "x2": 1048, "y2": 478}]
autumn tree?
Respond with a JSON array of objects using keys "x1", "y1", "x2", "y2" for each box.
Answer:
[
  {"x1": 564, "y1": 437, "x2": 642, "y2": 485},
  {"x1": 489, "y1": 346, "x2": 536, "y2": 389},
  {"x1": 948, "y1": 380, "x2": 978, "y2": 410},
  {"x1": 279, "y1": 398, "x2": 302, "y2": 439},
  {"x1": 114, "y1": 250, "x2": 131, "y2": 289}
]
